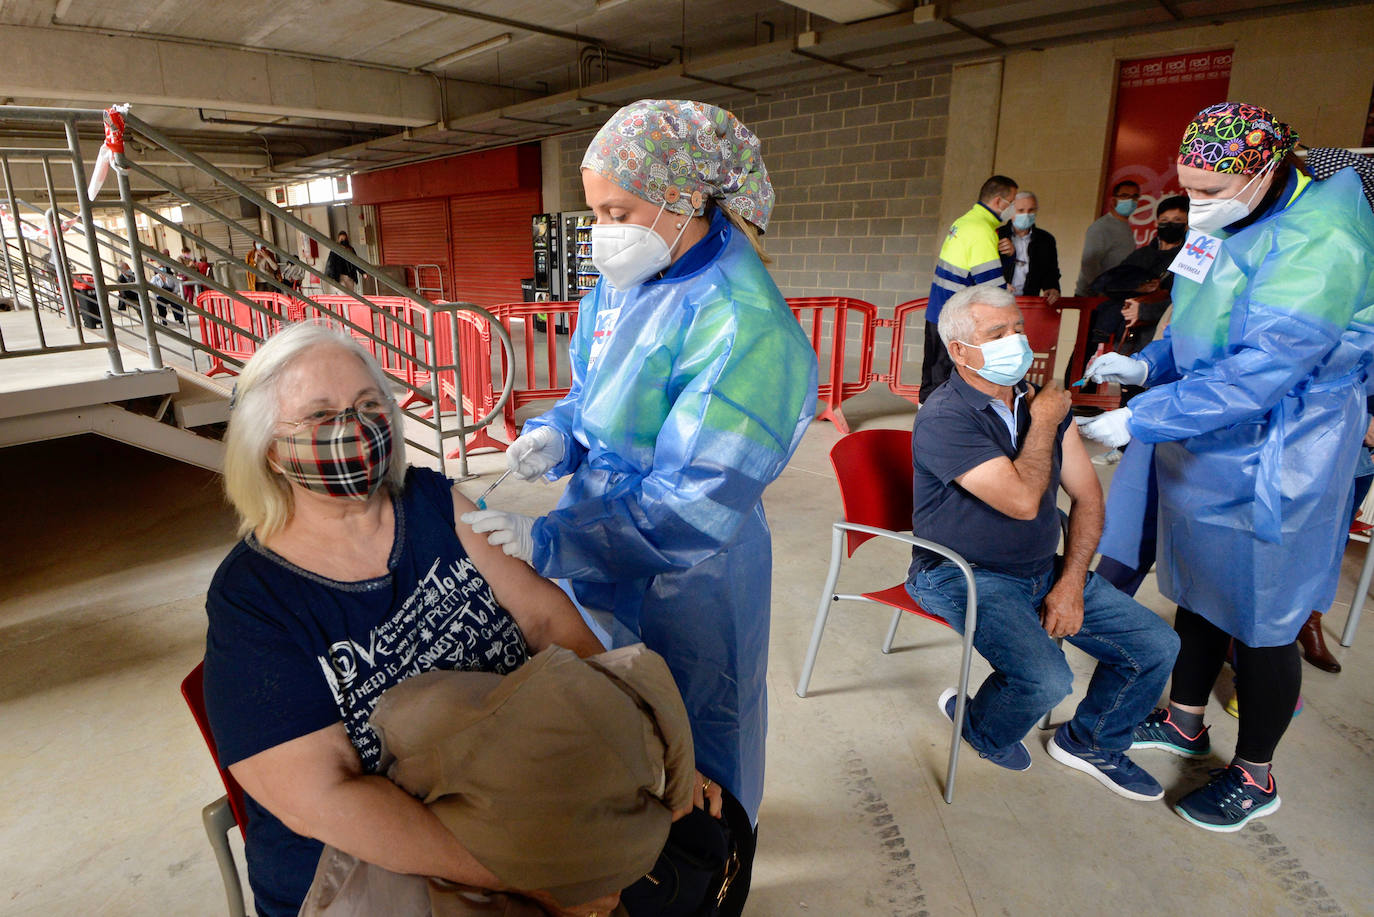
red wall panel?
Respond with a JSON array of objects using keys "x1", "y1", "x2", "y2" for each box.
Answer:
[
  {"x1": 448, "y1": 189, "x2": 543, "y2": 307},
  {"x1": 376, "y1": 199, "x2": 450, "y2": 274},
  {"x1": 351, "y1": 144, "x2": 541, "y2": 205}
]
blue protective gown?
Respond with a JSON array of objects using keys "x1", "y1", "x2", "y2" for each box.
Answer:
[
  {"x1": 525, "y1": 209, "x2": 819, "y2": 822},
  {"x1": 1100, "y1": 167, "x2": 1374, "y2": 646}
]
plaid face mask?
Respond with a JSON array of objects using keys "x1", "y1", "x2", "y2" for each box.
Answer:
[{"x1": 273, "y1": 408, "x2": 392, "y2": 500}]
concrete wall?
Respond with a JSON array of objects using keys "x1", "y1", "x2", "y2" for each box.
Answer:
[
  {"x1": 992, "y1": 4, "x2": 1374, "y2": 297},
  {"x1": 555, "y1": 62, "x2": 954, "y2": 309}
]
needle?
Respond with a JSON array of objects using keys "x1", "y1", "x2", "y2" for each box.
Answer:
[
  {"x1": 1072, "y1": 343, "x2": 1106, "y2": 387},
  {"x1": 474, "y1": 469, "x2": 512, "y2": 510}
]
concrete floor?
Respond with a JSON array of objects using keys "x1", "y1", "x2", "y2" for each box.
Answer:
[{"x1": 2, "y1": 385, "x2": 1372, "y2": 917}]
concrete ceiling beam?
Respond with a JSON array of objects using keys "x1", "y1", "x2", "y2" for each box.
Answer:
[{"x1": 0, "y1": 23, "x2": 530, "y2": 129}]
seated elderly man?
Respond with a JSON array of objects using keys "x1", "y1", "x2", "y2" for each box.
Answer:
[{"x1": 905, "y1": 285, "x2": 1178, "y2": 799}]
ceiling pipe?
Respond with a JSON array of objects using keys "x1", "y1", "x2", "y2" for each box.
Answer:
[
  {"x1": 382, "y1": 0, "x2": 605, "y2": 47},
  {"x1": 195, "y1": 110, "x2": 390, "y2": 138}
]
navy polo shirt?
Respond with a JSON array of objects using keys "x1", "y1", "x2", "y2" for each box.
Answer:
[{"x1": 907, "y1": 371, "x2": 1072, "y2": 580}]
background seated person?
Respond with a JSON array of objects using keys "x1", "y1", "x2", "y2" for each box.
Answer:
[
  {"x1": 996, "y1": 190, "x2": 1061, "y2": 305},
  {"x1": 202, "y1": 322, "x2": 615, "y2": 917},
  {"x1": 904, "y1": 285, "x2": 1178, "y2": 800}
]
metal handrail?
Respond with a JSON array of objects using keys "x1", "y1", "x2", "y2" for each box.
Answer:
[{"x1": 0, "y1": 103, "x2": 517, "y2": 477}]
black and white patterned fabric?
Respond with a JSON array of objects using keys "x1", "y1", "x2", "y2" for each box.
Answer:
[{"x1": 1306, "y1": 147, "x2": 1374, "y2": 214}]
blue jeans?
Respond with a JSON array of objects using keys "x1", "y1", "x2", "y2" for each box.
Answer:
[{"x1": 907, "y1": 564, "x2": 1178, "y2": 755}]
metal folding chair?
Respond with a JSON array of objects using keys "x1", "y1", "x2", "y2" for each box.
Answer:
[{"x1": 795, "y1": 428, "x2": 978, "y2": 804}]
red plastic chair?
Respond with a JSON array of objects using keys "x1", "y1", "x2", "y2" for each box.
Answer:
[
  {"x1": 795, "y1": 428, "x2": 978, "y2": 804},
  {"x1": 181, "y1": 661, "x2": 248, "y2": 917}
]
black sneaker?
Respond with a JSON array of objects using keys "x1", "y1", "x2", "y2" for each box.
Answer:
[
  {"x1": 1175, "y1": 765, "x2": 1281, "y2": 832},
  {"x1": 1130, "y1": 708, "x2": 1210, "y2": 757}
]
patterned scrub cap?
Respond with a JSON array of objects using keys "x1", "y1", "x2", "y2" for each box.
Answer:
[
  {"x1": 582, "y1": 99, "x2": 775, "y2": 232},
  {"x1": 1178, "y1": 101, "x2": 1299, "y2": 174}
]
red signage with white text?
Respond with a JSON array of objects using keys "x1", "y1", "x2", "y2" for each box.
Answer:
[{"x1": 1105, "y1": 50, "x2": 1232, "y2": 245}]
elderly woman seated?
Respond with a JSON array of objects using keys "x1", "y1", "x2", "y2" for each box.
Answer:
[{"x1": 202, "y1": 322, "x2": 619, "y2": 917}]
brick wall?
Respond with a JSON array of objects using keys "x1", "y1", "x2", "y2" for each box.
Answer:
[{"x1": 556, "y1": 62, "x2": 953, "y2": 309}]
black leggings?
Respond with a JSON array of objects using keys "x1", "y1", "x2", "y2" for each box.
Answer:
[{"x1": 1169, "y1": 606, "x2": 1302, "y2": 763}]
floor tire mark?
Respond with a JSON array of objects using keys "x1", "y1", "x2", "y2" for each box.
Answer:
[
  {"x1": 1242, "y1": 822, "x2": 1348, "y2": 917},
  {"x1": 842, "y1": 754, "x2": 930, "y2": 917}
]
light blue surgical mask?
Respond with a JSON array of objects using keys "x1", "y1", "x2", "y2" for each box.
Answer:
[
  {"x1": 1012, "y1": 212, "x2": 1035, "y2": 231},
  {"x1": 1114, "y1": 198, "x2": 1137, "y2": 217},
  {"x1": 959, "y1": 333, "x2": 1034, "y2": 386}
]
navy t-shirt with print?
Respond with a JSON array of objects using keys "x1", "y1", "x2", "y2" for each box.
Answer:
[{"x1": 202, "y1": 466, "x2": 529, "y2": 917}]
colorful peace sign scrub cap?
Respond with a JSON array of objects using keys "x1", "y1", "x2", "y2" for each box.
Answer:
[
  {"x1": 1178, "y1": 101, "x2": 1299, "y2": 175},
  {"x1": 582, "y1": 99, "x2": 775, "y2": 232}
]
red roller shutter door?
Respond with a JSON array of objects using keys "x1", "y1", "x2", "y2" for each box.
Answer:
[
  {"x1": 448, "y1": 190, "x2": 541, "y2": 307},
  {"x1": 376, "y1": 199, "x2": 450, "y2": 280}
]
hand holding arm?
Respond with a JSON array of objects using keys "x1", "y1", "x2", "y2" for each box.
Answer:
[{"x1": 956, "y1": 383, "x2": 1071, "y2": 520}]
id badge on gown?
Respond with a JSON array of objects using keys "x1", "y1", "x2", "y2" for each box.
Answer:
[
  {"x1": 1168, "y1": 229, "x2": 1221, "y2": 284},
  {"x1": 587, "y1": 306, "x2": 620, "y2": 370}
]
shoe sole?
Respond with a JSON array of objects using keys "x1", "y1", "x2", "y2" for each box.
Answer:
[
  {"x1": 1175, "y1": 795, "x2": 1281, "y2": 833},
  {"x1": 936, "y1": 688, "x2": 1031, "y2": 772},
  {"x1": 1130, "y1": 739, "x2": 1210, "y2": 758},
  {"x1": 1048, "y1": 736, "x2": 1164, "y2": 801}
]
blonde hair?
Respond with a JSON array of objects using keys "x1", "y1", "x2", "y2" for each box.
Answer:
[
  {"x1": 222, "y1": 321, "x2": 407, "y2": 538},
  {"x1": 718, "y1": 205, "x2": 770, "y2": 264}
]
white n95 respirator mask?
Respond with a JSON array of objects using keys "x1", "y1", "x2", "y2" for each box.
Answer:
[{"x1": 591, "y1": 202, "x2": 692, "y2": 291}]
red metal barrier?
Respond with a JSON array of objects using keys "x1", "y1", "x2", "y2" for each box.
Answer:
[
  {"x1": 195, "y1": 290, "x2": 291, "y2": 376},
  {"x1": 786, "y1": 296, "x2": 878, "y2": 435},
  {"x1": 494, "y1": 301, "x2": 582, "y2": 442},
  {"x1": 889, "y1": 298, "x2": 928, "y2": 406}
]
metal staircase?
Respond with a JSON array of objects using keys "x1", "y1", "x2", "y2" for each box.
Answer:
[{"x1": 0, "y1": 104, "x2": 513, "y2": 479}]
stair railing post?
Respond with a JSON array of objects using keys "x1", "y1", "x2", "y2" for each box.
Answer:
[{"x1": 62, "y1": 116, "x2": 124, "y2": 374}]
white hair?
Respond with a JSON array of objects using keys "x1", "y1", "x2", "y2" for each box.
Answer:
[
  {"x1": 1014, "y1": 190, "x2": 1037, "y2": 203},
  {"x1": 938, "y1": 283, "x2": 1018, "y2": 346},
  {"x1": 223, "y1": 321, "x2": 407, "y2": 538}
]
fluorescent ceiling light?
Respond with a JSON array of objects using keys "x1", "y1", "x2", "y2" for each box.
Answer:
[
  {"x1": 596, "y1": 0, "x2": 636, "y2": 9},
  {"x1": 422, "y1": 33, "x2": 512, "y2": 70}
]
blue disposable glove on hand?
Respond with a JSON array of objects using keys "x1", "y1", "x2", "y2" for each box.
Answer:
[
  {"x1": 1084, "y1": 352, "x2": 1149, "y2": 386},
  {"x1": 1076, "y1": 408, "x2": 1133, "y2": 449},
  {"x1": 461, "y1": 509, "x2": 536, "y2": 563},
  {"x1": 506, "y1": 426, "x2": 566, "y2": 480}
]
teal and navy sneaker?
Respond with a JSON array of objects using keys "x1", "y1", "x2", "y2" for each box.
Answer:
[
  {"x1": 1130, "y1": 708, "x2": 1211, "y2": 757},
  {"x1": 1175, "y1": 765, "x2": 1281, "y2": 832},
  {"x1": 1048, "y1": 724, "x2": 1164, "y2": 801}
]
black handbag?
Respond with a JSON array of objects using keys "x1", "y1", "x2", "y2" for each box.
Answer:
[{"x1": 620, "y1": 807, "x2": 740, "y2": 916}]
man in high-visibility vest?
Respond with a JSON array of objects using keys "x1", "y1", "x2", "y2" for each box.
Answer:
[{"x1": 921, "y1": 175, "x2": 1018, "y2": 402}]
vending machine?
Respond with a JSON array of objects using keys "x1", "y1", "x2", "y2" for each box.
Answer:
[
  {"x1": 530, "y1": 213, "x2": 556, "y2": 302},
  {"x1": 560, "y1": 211, "x2": 598, "y2": 301},
  {"x1": 531, "y1": 210, "x2": 599, "y2": 301}
]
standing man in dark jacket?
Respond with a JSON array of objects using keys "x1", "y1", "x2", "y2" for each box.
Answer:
[{"x1": 997, "y1": 191, "x2": 1061, "y2": 305}]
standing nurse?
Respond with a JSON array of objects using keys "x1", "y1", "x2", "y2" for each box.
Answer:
[
  {"x1": 1080, "y1": 102, "x2": 1374, "y2": 831},
  {"x1": 464, "y1": 100, "x2": 818, "y2": 903}
]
